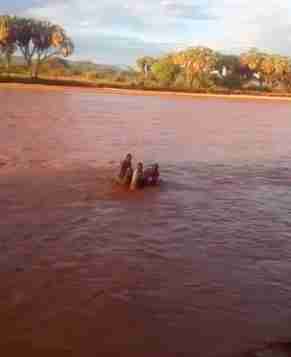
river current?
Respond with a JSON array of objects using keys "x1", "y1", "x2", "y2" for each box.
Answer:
[{"x1": 0, "y1": 86, "x2": 291, "y2": 357}]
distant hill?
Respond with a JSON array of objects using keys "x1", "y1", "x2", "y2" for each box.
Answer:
[
  {"x1": 8, "y1": 56, "x2": 120, "y2": 73},
  {"x1": 66, "y1": 60, "x2": 120, "y2": 73}
]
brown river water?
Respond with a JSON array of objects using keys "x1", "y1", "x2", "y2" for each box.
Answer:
[{"x1": 1, "y1": 86, "x2": 291, "y2": 357}]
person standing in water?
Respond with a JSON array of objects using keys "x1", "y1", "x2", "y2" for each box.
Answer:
[
  {"x1": 130, "y1": 162, "x2": 144, "y2": 190},
  {"x1": 117, "y1": 153, "x2": 133, "y2": 186}
]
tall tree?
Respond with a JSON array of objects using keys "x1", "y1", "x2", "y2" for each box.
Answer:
[
  {"x1": 216, "y1": 54, "x2": 241, "y2": 77},
  {"x1": 260, "y1": 54, "x2": 290, "y2": 88},
  {"x1": 0, "y1": 15, "x2": 17, "y2": 71},
  {"x1": 0, "y1": 42, "x2": 16, "y2": 71},
  {"x1": 0, "y1": 15, "x2": 11, "y2": 44},
  {"x1": 136, "y1": 56, "x2": 156, "y2": 77},
  {"x1": 240, "y1": 49, "x2": 291, "y2": 88},
  {"x1": 240, "y1": 48, "x2": 264, "y2": 72},
  {"x1": 151, "y1": 57, "x2": 180, "y2": 85},
  {"x1": 172, "y1": 47, "x2": 219, "y2": 87},
  {"x1": 12, "y1": 17, "x2": 74, "y2": 78},
  {"x1": 239, "y1": 48, "x2": 264, "y2": 84}
]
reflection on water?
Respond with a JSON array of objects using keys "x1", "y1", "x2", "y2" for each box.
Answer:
[{"x1": 0, "y1": 86, "x2": 291, "y2": 357}]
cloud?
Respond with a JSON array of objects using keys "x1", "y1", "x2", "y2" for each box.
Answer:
[
  {"x1": 161, "y1": 0, "x2": 213, "y2": 20},
  {"x1": 22, "y1": 0, "x2": 212, "y2": 64},
  {"x1": 0, "y1": 0, "x2": 39, "y2": 14},
  {"x1": 3, "y1": 0, "x2": 291, "y2": 64},
  {"x1": 73, "y1": 34, "x2": 175, "y2": 65},
  {"x1": 207, "y1": 0, "x2": 291, "y2": 53}
]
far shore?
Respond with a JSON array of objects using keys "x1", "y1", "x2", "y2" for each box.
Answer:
[{"x1": 1, "y1": 76, "x2": 291, "y2": 102}]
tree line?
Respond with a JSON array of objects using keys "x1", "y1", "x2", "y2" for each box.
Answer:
[
  {"x1": 136, "y1": 47, "x2": 291, "y2": 91},
  {"x1": 0, "y1": 15, "x2": 73, "y2": 78},
  {"x1": 1, "y1": 13, "x2": 291, "y2": 92}
]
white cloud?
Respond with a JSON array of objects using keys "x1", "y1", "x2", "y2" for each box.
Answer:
[
  {"x1": 207, "y1": 0, "x2": 291, "y2": 53},
  {"x1": 21, "y1": 0, "x2": 291, "y2": 64}
]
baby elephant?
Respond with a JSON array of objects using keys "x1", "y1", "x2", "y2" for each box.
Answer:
[
  {"x1": 130, "y1": 162, "x2": 144, "y2": 190},
  {"x1": 144, "y1": 163, "x2": 160, "y2": 186}
]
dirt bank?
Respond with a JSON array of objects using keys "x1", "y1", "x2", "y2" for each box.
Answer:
[{"x1": 1, "y1": 78, "x2": 291, "y2": 102}]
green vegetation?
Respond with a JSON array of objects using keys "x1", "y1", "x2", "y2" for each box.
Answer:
[
  {"x1": 0, "y1": 15, "x2": 73, "y2": 78},
  {"x1": 151, "y1": 58, "x2": 180, "y2": 86},
  {"x1": 137, "y1": 47, "x2": 291, "y2": 93},
  {"x1": 1, "y1": 14, "x2": 291, "y2": 95}
]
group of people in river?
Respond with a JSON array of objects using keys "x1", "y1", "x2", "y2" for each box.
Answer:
[{"x1": 116, "y1": 153, "x2": 160, "y2": 190}]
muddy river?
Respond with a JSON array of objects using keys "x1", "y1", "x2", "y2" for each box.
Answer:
[{"x1": 0, "y1": 86, "x2": 291, "y2": 357}]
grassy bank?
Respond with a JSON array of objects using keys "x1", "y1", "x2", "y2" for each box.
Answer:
[{"x1": 1, "y1": 74, "x2": 291, "y2": 101}]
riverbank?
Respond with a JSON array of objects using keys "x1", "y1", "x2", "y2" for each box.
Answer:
[{"x1": 1, "y1": 75, "x2": 291, "y2": 102}]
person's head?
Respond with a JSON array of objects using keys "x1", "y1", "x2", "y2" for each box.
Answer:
[
  {"x1": 125, "y1": 153, "x2": 132, "y2": 162},
  {"x1": 137, "y1": 162, "x2": 143, "y2": 171},
  {"x1": 153, "y1": 163, "x2": 159, "y2": 172}
]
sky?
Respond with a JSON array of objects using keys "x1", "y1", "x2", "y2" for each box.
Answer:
[{"x1": 1, "y1": 0, "x2": 291, "y2": 65}]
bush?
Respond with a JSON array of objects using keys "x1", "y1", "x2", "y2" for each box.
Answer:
[
  {"x1": 151, "y1": 60, "x2": 180, "y2": 86},
  {"x1": 82, "y1": 71, "x2": 98, "y2": 81},
  {"x1": 215, "y1": 75, "x2": 243, "y2": 89},
  {"x1": 173, "y1": 73, "x2": 188, "y2": 90},
  {"x1": 190, "y1": 74, "x2": 214, "y2": 90}
]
